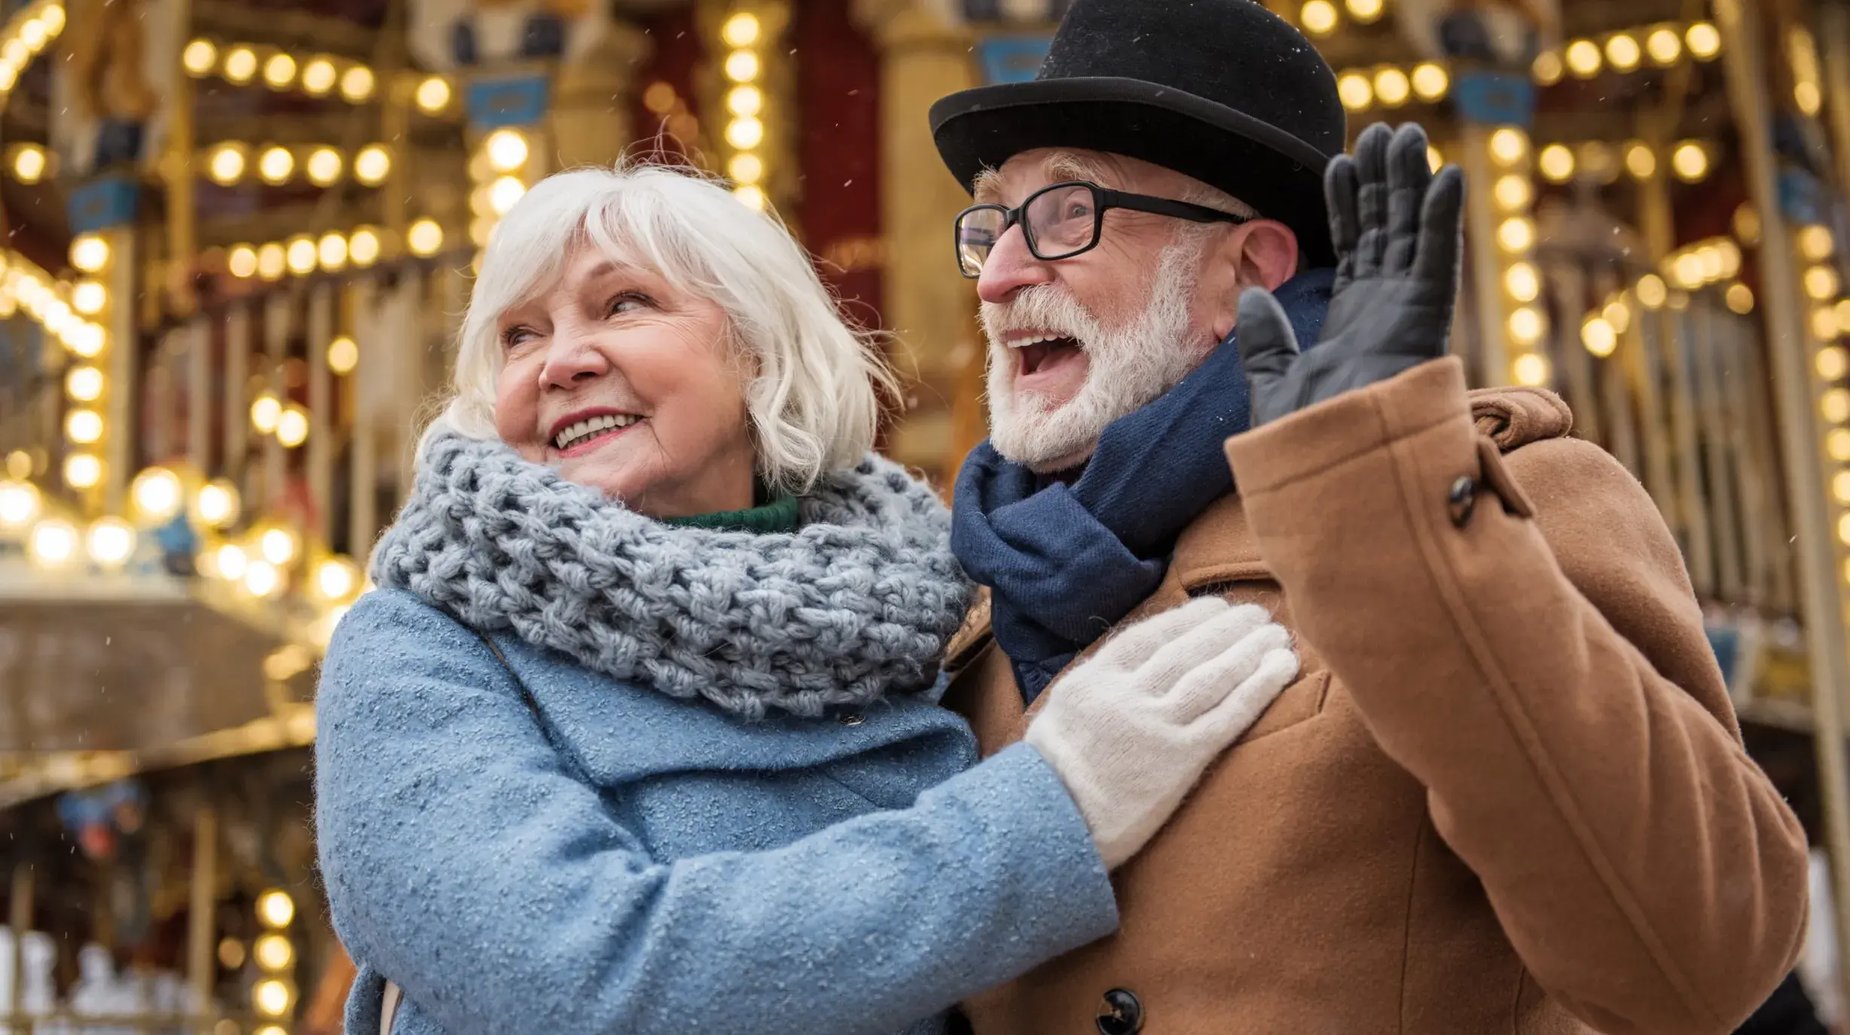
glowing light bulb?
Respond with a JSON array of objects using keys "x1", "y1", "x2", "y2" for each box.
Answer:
[
  {"x1": 305, "y1": 147, "x2": 341, "y2": 186},
  {"x1": 414, "y1": 75, "x2": 451, "y2": 113},
  {"x1": 182, "y1": 38, "x2": 217, "y2": 76},
  {"x1": 130, "y1": 466, "x2": 183, "y2": 521},
  {"x1": 339, "y1": 65, "x2": 375, "y2": 101},
  {"x1": 721, "y1": 12, "x2": 761, "y2": 47},
  {"x1": 1411, "y1": 63, "x2": 1449, "y2": 102},
  {"x1": 1337, "y1": 72, "x2": 1373, "y2": 112},
  {"x1": 484, "y1": 129, "x2": 528, "y2": 173},
  {"x1": 86, "y1": 517, "x2": 134, "y2": 569},
  {"x1": 301, "y1": 57, "x2": 337, "y2": 95},
  {"x1": 1299, "y1": 0, "x2": 1338, "y2": 36},
  {"x1": 28, "y1": 517, "x2": 76, "y2": 567},
  {"x1": 196, "y1": 480, "x2": 239, "y2": 527},
  {"x1": 327, "y1": 335, "x2": 358, "y2": 375}
]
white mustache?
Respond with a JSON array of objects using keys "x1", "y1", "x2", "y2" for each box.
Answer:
[{"x1": 980, "y1": 286, "x2": 1105, "y2": 349}]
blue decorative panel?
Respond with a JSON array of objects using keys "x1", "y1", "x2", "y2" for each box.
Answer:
[
  {"x1": 465, "y1": 74, "x2": 550, "y2": 131},
  {"x1": 67, "y1": 176, "x2": 139, "y2": 233},
  {"x1": 1452, "y1": 72, "x2": 1534, "y2": 127},
  {"x1": 977, "y1": 35, "x2": 1052, "y2": 85}
]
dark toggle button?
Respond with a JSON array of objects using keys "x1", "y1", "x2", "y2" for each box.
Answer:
[
  {"x1": 838, "y1": 712, "x2": 865, "y2": 727},
  {"x1": 1096, "y1": 987, "x2": 1144, "y2": 1035},
  {"x1": 1448, "y1": 475, "x2": 1477, "y2": 528}
]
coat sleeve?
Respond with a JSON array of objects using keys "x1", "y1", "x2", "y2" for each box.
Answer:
[
  {"x1": 314, "y1": 590, "x2": 1117, "y2": 1035},
  {"x1": 1223, "y1": 357, "x2": 1809, "y2": 1035}
]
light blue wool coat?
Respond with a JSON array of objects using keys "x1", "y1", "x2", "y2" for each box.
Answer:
[{"x1": 315, "y1": 588, "x2": 1119, "y2": 1035}]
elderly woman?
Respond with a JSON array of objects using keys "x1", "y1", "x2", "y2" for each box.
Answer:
[{"x1": 314, "y1": 166, "x2": 1300, "y2": 1035}]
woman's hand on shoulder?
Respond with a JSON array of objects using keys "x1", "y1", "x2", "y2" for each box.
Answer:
[{"x1": 1023, "y1": 596, "x2": 1299, "y2": 868}]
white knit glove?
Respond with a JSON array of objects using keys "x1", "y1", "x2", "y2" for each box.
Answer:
[{"x1": 1025, "y1": 596, "x2": 1300, "y2": 869}]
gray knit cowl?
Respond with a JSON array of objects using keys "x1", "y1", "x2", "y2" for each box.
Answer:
[{"x1": 370, "y1": 433, "x2": 973, "y2": 721}]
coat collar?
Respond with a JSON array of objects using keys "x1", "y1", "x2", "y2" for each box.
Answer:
[{"x1": 943, "y1": 382, "x2": 1574, "y2": 673}]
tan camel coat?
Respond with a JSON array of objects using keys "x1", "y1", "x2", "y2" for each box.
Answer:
[{"x1": 943, "y1": 358, "x2": 1809, "y2": 1034}]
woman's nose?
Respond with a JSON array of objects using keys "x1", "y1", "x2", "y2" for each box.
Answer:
[{"x1": 537, "y1": 338, "x2": 610, "y2": 390}]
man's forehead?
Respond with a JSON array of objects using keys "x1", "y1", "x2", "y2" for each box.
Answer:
[{"x1": 973, "y1": 148, "x2": 1138, "y2": 204}]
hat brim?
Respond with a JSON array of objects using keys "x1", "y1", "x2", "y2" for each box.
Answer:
[{"x1": 931, "y1": 77, "x2": 1336, "y2": 266}]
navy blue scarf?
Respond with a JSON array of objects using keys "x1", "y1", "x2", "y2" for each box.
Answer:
[{"x1": 951, "y1": 269, "x2": 1335, "y2": 702}]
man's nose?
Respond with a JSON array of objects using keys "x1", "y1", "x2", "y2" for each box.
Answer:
[
  {"x1": 538, "y1": 338, "x2": 609, "y2": 390},
  {"x1": 976, "y1": 224, "x2": 1055, "y2": 304}
]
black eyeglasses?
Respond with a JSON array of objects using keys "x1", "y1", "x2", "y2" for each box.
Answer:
[{"x1": 954, "y1": 181, "x2": 1253, "y2": 278}]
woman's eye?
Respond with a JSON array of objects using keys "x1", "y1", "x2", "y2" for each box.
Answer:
[
  {"x1": 605, "y1": 292, "x2": 652, "y2": 317},
  {"x1": 499, "y1": 326, "x2": 537, "y2": 350}
]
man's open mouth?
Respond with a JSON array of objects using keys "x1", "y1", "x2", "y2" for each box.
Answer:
[{"x1": 1016, "y1": 334, "x2": 1085, "y2": 378}]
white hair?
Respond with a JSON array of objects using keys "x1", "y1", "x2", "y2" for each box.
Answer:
[{"x1": 426, "y1": 163, "x2": 895, "y2": 496}]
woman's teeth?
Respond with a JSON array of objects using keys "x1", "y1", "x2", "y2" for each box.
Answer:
[{"x1": 554, "y1": 413, "x2": 641, "y2": 450}]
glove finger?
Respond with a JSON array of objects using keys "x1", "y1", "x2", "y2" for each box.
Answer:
[
  {"x1": 1324, "y1": 155, "x2": 1361, "y2": 290},
  {"x1": 1352, "y1": 123, "x2": 1394, "y2": 278},
  {"x1": 1412, "y1": 164, "x2": 1467, "y2": 295},
  {"x1": 1198, "y1": 648, "x2": 1304, "y2": 742},
  {"x1": 1236, "y1": 287, "x2": 1301, "y2": 385},
  {"x1": 1162, "y1": 621, "x2": 1295, "y2": 722},
  {"x1": 1383, "y1": 124, "x2": 1433, "y2": 274},
  {"x1": 1088, "y1": 595, "x2": 1231, "y2": 673},
  {"x1": 1136, "y1": 602, "x2": 1281, "y2": 697}
]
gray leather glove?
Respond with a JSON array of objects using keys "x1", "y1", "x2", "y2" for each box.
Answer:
[{"x1": 1236, "y1": 122, "x2": 1466, "y2": 427}]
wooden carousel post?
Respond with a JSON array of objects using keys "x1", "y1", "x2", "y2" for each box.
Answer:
[
  {"x1": 1715, "y1": 0, "x2": 1850, "y2": 1004},
  {"x1": 7, "y1": 861, "x2": 28, "y2": 1031},
  {"x1": 160, "y1": 0, "x2": 197, "y2": 316},
  {"x1": 1452, "y1": 66, "x2": 1544, "y2": 389},
  {"x1": 1819, "y1": 6, "x2": 1850, "y2": 201},
  {"x1": 853, "y1": 0, "x2": 980, "y2": 478},
  {"x1": 184, "y1": 801, "x2": 217, "y2": 1025},
  {"x1": 63, "y1": 183, "x2": 139, "y2": 518}
]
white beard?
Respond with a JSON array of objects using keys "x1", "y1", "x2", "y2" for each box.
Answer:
[{"x1": 981, "y1": 239, "x2": 1209, "y2": 473}]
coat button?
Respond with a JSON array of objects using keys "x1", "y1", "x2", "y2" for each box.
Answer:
[
  {"x1": 1447, "y1": 476, "x2": 1477, "y2": 527},
  {"x1": 1096, "y1": 988, "x2": 1143, "y2": 1035},
  {"x1": 838, "y1": 711, "x2": 864, "y2": 727}
]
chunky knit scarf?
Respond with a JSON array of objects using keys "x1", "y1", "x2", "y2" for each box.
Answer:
[{"x1": 371, "y1": 433, "x2": 972, "y2": 721}]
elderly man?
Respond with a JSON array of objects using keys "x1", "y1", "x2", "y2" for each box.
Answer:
[{"x1": 931, "y1": 1, "x2": 1809, "y2": 1032}]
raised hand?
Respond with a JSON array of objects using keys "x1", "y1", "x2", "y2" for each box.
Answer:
[{"x1": 1236, "y1": 122, "x2": 1466, "y2": 427}]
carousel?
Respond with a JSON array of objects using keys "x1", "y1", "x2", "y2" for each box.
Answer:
[{"x1": 0, "y1": 0, "x2": 1846, "y2": 1028}]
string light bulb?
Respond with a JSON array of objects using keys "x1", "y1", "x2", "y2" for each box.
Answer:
[
  {"x1": 262, "y1": 52, "x2": 296, "y2": 88},
  {"x1": 348, "y1": 228, "x2": 381, "y2": 267},
  {"x1": 130, "y1": 467, "x2": 183, "y2": 521},
  {"x1": 1338, "y1": 72, "x2": 1374, "y2": 112},
  {"x1": 1565, "y1": 39, "x2": 1602, "y2": 77},
  {"x1": 1300, "y1": 0, "x2": 1338, "y2": 36},
  {"x1": 305, "y1": 147, "x2": 341, "y2": 186},
  {"x1": 182, "y1": 38, "x2": 217, "y2": 75},
  {"x1": 1538, "y1": 144, "x2": 1576, "y2": 183},
  {"x1": 28, "y1": 517, "x2": 77, "y2": 567},
  {"x1": 353, "y1": 145, "x2": 391, "y2": 186},
  {"x1": 1411, "y1": 63, "x2": 1449, "y2": 102},
  {"x1": 1687, "y1": 22, "x2": 1722, "y2": 60},
  {"x1": 327, "y1": 335, "x2": 358, "y2": 375},
  {"x1": 86, "y1": 517, "x2": 134, "y2": 569},
  {"x1": 484, "y1": 129, "x2": 528, "y2": 173},
  {"x1": 1646, "y1": 27, "x2": 1682, "y2": 65},
  {"x1": 1671, "y1": 142, "x2": 1710, "y2": 182},
  {"x1": 339, "y1": 65, "x2": 376, "y2": 101},
  {"x1": 1605, "y1": 34, "x2": 1641, "y2": 71},
  {"x1": 720, "y1": 12, "x2": 761, "y2": 47},
  {"x1": 301, "y1": 56, "x2": 337, "y2": 95},
  {"x1": 414, "y1": 75, "x2": 451, "y2": 114},
  {"x1": 1373, "y1": 68, "x2": 1410, "y2": 107}
]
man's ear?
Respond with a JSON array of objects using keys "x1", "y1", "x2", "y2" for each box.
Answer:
[{"x1": 1204, "y1": 220, "x2": 1300, "y2": 341}]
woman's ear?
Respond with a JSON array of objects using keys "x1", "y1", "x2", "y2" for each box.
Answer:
[{"x1": 1203, "y1": 221, "x2": 1301, "y2": 341}]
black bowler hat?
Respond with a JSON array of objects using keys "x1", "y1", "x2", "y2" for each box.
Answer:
[{"x1": 930, "y1": 0, "x2": 1345, "y2": 265}]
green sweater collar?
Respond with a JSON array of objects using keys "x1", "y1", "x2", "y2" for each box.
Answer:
[{"x1": 664, "y1": 492, "x2": 801, "y2": 534}]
